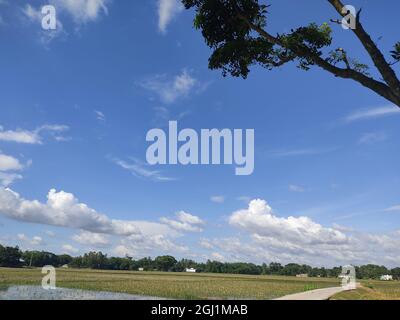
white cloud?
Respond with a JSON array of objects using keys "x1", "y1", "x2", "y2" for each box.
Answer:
[
  {"x1": 112, "y1": 157, "x2": 174, "y2": 182},
  {"x1": 345, "y1": 105, "x2": 400, "y2": 122},
  {"x1": 51, "y1": 0, "x2": 109, "y2": 23},
  {"x1": 0, "y1": 153, "x2": 26, "y2": 187},
  {"x1": 289, "y1": 184, "x2": 305, "y2": 193},
  {"x1": 0, "y1": 124, "x2": 69, "y2": 144},
  {"x1": 210, "y1": 196, "x2": 225, "y2": 204},
  {"x1": 0, "y1": 173, "x2": 22, "y2": 187},
  {"x1": 384, "y1": 205, "x2": 400, "y2": 212},
  {"x1": 114, "y1": 233, "x2": 188, "y2": 257},
  {"x1": 358, "y1": 132, "x2": 387, "y2": 144},
  {"x1": 0, "y1": 188, "x2": 141, "y2": 236},
  {"x1": 17, "y1": 234, "x2": 43, "y2": 246},
  {"x1": 62, "y1": 244, "x2": 79, "y2": 254},
  {"x1": 237, "y1": 196, "x2": 251, "y2": 204},
  {"x1": 199, "y1": 238, "x2": 214, "y2": 249},
  {"x1": 0, "y1": 154, "x2": 23, "y2": 171},
  {"x1": 45, "y1": 230, "x2": 56, "y2": 237},
  {"x1": 331, "y1": 223, "x2": 354, "y2": 232},
  {"x1": 72, "y1": 230, "x2": 110, "y2": 247},
  {"x1": 160, "y1": 210, "x2": 205, "y2": 233},
  {"x1": 158, "y1": 0, "x2": 183, "y2": 33},
  {"x1": 139, "y1": 70, "x2": 197, "y2": 104},
  {"x1": 229, "y1": 199, "x2": 348, "y2": 246},
  {"x1": 22, "y1": 1, "x2": 109, "y2": 44},
  {"x1": 210, "y1": 252, "x2": 225, "y2": 262},
  {"x1": 270, "y1": 147, "x2": 337, "y2": 157},
  {"x1": 22, "y1": 4, "x2": 65, "y2": 44},
  {"x1": 94, "y1": 110, "x2": 105, "y2": 121}
]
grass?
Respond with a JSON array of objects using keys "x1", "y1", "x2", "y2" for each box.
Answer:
[
  {"x1": 332, "y1": 280, "x2": 400, "y2": 300},
  {"x1": 0, "y1": 267, "x2": 341, "y2": 300}
]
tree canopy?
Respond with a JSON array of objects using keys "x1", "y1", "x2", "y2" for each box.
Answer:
[{"x1": 182, "y1": 0, "x2": 400, "y2": 107}]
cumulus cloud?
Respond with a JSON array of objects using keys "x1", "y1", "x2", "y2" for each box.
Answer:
[
  {"x1": 17, "y1": 234, "x2": 43, "y2": 246},
  {"x1": 183, "y1": 199, "x2": 400, "y2": 267},
  {"x1": 0, "y1": 173, "x2": 22, "y2": 187},
  {"x1": 62, "y1": 244, "x2": 79, "y2": 254},
  {"x1": 72, "y1": 230, "x2": 110, "y2": 247},
  {"x1": 158, "y1": 0, "x2": 183, "y2": 33},
  {"x1": 160, "y1": 210, "x2": 205, "y2": 233},
  {"x1": 230, "y1": 199, "x2": 348, "y2": 246},
  {"x1": 0, "y1": 154, "x2": 23, "y2": 171},
  {"x1": 0, "y1": 188, "x2": 140, "y2": 236},
  {"x1": 0, "y1": 153, "x2": 26, "y2": 187},
  {"x1": 0, "y1": 124, "x2": 69, "y2": 144},
  {"x1": 114, "y1": 233, "x2": 188, "y2": 257},
  {"x1": 138, "y1": 70, "x2": 197, "y2": 104}
]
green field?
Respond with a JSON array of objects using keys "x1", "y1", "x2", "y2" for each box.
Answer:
[
  {"x1": 332, "y1": 280, "x2": 400, "y2": 300},
  {"x1": 0, "y1": 267, "x2": 340, "y2": 300}
]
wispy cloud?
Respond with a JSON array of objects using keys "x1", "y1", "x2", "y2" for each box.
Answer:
[
  {"x1": 358, "y1": 132, "x2": 387, "y2": 145},
  {"x1": 210, "y1": 195, "x2": 225, "y2": 204},
  {"x1": 0, "y1": 124, "x2": 69, "y2": 144},
  {"x1": 51, "y1": 0, "x2": 109, "y2": 24},
  {"x1": 22, "y1": 4, "x2": 65, "y2": 44},
  {"x1": 21, "y1": 1, "x2": 110, "y2": 44},
  {"x1": 289, "y1": 184, "x2": 305, "y2": 193},
  {"x1": 384, "y1": 205, "x2": 400, "y2": 212},
  {"x1": 138, "y1": 70, "x2": 198, "y2": 104},
  {"x1": 158, "y1": 0, "x2": 183, "y2": 33},
  {"x1": 111, "y1": 157, "x2": 175, "y2": 181},
  {"x1": 94, "y1": 110, "x2": 106, "y2": 121},
  {"x1": 344, "y1": 105, "x2": 400, "y2": 123},
  {"x1": 269, "y1": 147, "x2": 338, "y2": 157}
]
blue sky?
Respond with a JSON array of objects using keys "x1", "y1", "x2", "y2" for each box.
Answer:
[{"x1": 0, "y1": 0, "x2": 399, "y2": 267}]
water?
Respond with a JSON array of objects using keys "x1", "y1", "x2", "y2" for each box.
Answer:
[{"x1": 0, "y1": 285, "x2": 164, "y2": 300}]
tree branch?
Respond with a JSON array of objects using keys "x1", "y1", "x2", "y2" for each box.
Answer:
[
  {"x1": 327, "y1": 0, "x2": 400, "y2": 98},
  {"x1": 237, "y1": 13, "x2": 400, "y2": 106}
]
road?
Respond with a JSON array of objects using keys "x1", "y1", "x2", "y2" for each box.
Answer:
[{"x1": 275, "y1": 286, "x2": 354, "y2": 300}]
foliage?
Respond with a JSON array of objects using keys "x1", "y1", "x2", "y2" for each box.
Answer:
[
  {"x1": 391, "y1": 42, "x2": 400, "y2": 62},
  {"x1": 182, "y1": 0, "x2": 400, "y2": 107},
  {"x1": 0, "y1": 245, "x2": 22, "y2": 268}
]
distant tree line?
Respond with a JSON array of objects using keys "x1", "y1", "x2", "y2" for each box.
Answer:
[{"x1": 1, "y1": 244, "x2": 399, "y2": 280}]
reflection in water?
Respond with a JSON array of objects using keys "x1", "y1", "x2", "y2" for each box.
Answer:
[{"x1": 0, "y1": 285, "x2": 164, "y2": 300}]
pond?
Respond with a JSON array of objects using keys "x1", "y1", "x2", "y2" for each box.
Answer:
[{"x1": 0, "y1": 286, "x2": 164, "y2": 300}]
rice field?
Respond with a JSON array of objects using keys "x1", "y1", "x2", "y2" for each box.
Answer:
[{"x1": 0, "y1": 267, "x2": 341, "y2": 300}]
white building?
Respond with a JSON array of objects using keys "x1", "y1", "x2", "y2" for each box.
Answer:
[
  {"x1": 296, "y1": 274, "x2": 308, "y2": 278},
  {"x1": 380, "y1": 275, "x2": 393, "y2": 281},
  {"x1": 185, "y1": 268, "x2": 196, "y2": 273},
  {"x1": 138, "y1": 267, "x2": 144, "y2": 271}
]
